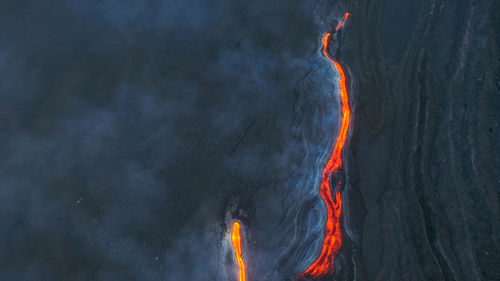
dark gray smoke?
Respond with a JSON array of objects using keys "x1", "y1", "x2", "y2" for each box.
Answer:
[
  {"x1": 0, "y1": 0, "x2": 341, "y2": 280},
  {"x1": 3, "y1": 0, "x2": 496, "y2": 280}
]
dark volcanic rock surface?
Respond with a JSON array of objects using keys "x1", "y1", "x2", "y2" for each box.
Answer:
[
  {"x1": 343, "y1": 0, "x2": 499, "y2": 280},
  {"x1": 0, "y1": 0, "x2": 498, "y2": 281}
]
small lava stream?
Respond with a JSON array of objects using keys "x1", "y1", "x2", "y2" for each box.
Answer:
[
  {"x1": 297, "y1": 12, "x2": 351, "y2": 280},
  {"x1": 231, "y1": 221, "x2": 247, "y2": 281}
]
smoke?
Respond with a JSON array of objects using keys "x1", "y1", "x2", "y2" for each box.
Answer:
[{"x1": 0, "y1": 0, "x2": 354, "y2": 280}]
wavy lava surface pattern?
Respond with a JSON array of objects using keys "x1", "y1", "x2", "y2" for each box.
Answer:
[
  {"x1": 231, "y1": 221, "x2": 247, "y2": 281},
  {"x1": 297, "y1": 12, "x2": 351, "y2": 280}
]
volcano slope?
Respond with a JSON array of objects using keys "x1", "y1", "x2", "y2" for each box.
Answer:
[
  {"x1": 0, "y1": 1, "x2": 497, "y2": 281},
  {"x1": 336, "y1": 0, "x2": 499, "y2": 280}
]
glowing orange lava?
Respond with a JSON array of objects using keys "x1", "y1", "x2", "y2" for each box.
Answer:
[
  {"x1": 297, "y1": 12, "x2": 351, "y2": 280},
  {"x1": 335, "y1": 12, "x2": 350, "y2": 31},
  {"x1": 231, "y1": 221, "x2": 247, "y2": 281}
]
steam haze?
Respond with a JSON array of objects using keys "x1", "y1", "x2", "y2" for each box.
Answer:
[{"x1": 1, "y1": 0, "x2": 498, "y2": 281}]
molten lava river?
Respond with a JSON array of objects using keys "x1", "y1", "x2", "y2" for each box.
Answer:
[
  {"x1": 231, "y1": 221, "x2": 246, "y2": 281},
  {"x1": 297, "y1": 12, "x2": 351, "y2": 280},
  {"x1": 230, "y1": 12, "x2": 351, "y2": 281}
]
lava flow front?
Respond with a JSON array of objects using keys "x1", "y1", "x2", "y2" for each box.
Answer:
[
  {"x1": 231, "y1": 221, "x2": 246, "y2": 281},
  {"x1": 297, "y1": 12, "x2": 351, "y2": 280}
]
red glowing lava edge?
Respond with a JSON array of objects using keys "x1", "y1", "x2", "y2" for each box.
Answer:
[{"x1": 297, "y1": 12, "x2": 351, "y2": 280}]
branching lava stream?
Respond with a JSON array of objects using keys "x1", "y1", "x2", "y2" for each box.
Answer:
[{"x1": 297, "y1": 12, "x2": 351, "y2": 280}]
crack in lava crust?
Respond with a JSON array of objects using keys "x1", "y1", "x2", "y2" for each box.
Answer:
[{"x1": 297, "y1": 12, "x2": 351, "y2": 280}]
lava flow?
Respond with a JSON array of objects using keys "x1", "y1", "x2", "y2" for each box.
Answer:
[
  {"x1": 231, "y1": 221, "x2": 247, "y2": 281},
  {"x1": 297, "y1": 12, "x2": 351, "y2": 280}
]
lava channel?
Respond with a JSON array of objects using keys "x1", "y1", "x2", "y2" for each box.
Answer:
[
  {"x1": 231, "y1": 221, "x2": 247, "y2": 281},
  {"x1": 297, "y1": 12, "x2": 351, "y2": 280}
]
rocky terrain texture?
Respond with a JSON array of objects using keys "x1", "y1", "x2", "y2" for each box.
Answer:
[
  {"x1": 0, "y1": 0, "x2": 497, "y2": 281},
  {"x1": 341, "y1": 0, "x2": 499, "y2": 280}
]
